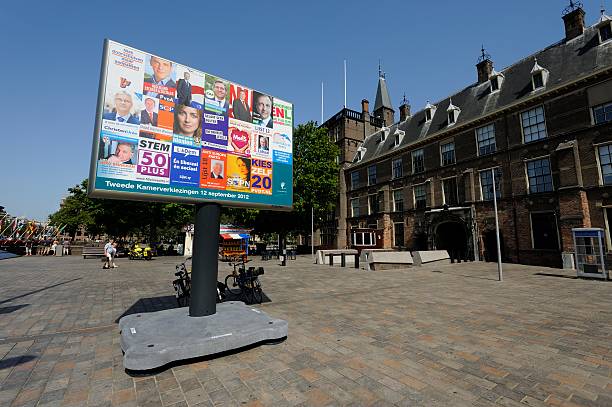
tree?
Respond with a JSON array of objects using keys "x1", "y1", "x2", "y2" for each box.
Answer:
[
  {"x1": 49, "y1": 179, "x2": 194, "y2": 241},
  {"x1": 252, "y1": 122, "x2": 339, "y2": 243}
]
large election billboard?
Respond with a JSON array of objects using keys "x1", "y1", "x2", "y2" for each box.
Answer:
[{"x1": 88, "y1": 40, "x2": 293, "y2": 209}]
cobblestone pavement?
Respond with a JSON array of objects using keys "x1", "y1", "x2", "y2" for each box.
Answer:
[{"x1": 1, "y1": 255, "x2": 612, "y2": 406}]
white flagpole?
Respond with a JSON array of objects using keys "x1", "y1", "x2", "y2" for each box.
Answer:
[
  {"x1": 321, "y1": 81, "x2": 324, "y2": 124},
  {"x1": 311, "y1": 206, "x2": 314, "y2": 263},
  {"x1": 344, "y1": 59, "x2": 347, "y2": 108},
  {"x1": 492, "y1": 169, "x2": 503, "y2": 282}
]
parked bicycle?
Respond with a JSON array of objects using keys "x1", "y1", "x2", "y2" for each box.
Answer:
[
  {"x1": 172, "y1": 257, "x2": 225, "y2": 307},
  {"x1": 224, "y1": 258, "x2": 264, "y2": 304},
  {"x1": 173, "y1": 258, "x2": 191, "y2": 307}
]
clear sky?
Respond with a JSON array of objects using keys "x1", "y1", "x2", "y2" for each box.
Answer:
[{"x1": 0, "y1": 0, "x2": 607, "y2": 220}]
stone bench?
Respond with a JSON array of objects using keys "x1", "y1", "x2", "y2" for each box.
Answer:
[
  {"x1": 367, "y1": 251, "x2": 414, "y2": 271},
  {"x1": 82, "y1": 247, "x2": 105, "y2": 259},
  {"x1": 360, "y1": 248, "x2": 394, "y2": 265},
  {"x1": 412, "y1": 250, "x2": 450, "y2": 266},
  {"x1": 315, "y1": 249, "x2": 358, "y2": 265}
]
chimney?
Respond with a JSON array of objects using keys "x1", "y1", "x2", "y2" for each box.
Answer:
[
  {"x1": 399, "y1": 94, "x2": 411, "y2": 121},
  {"x1": 476, "y1": 59, "x2": 493, "y2": 84},
  {"x1": 361, "y1": 99, "x2": 369, "y2": 113},
  {"x1": 563, "y1": 4, "x2": 585, "y2": 41},
  {"x1": 476, "y1": 46, "x2": 493, "y2": 84}
]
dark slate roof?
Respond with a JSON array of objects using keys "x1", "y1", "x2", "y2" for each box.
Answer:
[
  {"x1": 373, "y1": 76, "x2": 393, "y2": 112},
  {"x1": 350, "y1": 21, "x2": 612, "y2": 167}
]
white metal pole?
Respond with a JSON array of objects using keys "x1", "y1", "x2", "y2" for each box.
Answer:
[
  {"x1": 311, "y1": 206, "x2": 314, "y2": 262},
  {"x1": 344, "y1": 60, "x2": 347, "y2": 108},
  {"x1": 492, "y1": 169, "x2": 503, "y2": 282},
  {"x1": 321, "y1": 82, "x2": 324, "y2": 124}
]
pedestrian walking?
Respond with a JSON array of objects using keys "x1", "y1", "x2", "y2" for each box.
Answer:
[
  {"x1": 103, "y1": 239, "x2": 114, "y2": 269},
  {"x1": 25, "y1": 240, "x2": 33, "y2": 256}
]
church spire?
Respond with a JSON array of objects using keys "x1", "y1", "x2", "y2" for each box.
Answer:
[{"x1": 373, "y1": 62, "x2": 394, "y2": 123}]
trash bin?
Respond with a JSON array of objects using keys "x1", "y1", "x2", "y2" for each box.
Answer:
[{"x1": 55, "y1": 245, "x2": 64, "y2": 256}]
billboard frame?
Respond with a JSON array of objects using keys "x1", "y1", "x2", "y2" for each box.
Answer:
[{"x1": 87, "y1": 39, "x2": 293, "y2": 211}]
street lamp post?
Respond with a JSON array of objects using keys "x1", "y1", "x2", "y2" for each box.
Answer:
[{"x1": 491, "y1": 169, "x2": 503, "y2": 282}]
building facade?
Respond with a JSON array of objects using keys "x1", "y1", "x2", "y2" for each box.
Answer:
[{"x1": 323, "y1": 6, "x2": 612, "y2": 268}]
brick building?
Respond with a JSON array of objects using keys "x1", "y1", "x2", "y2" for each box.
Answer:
[{"x1": 322, "y1": 5, "x2": 612, "y2": 268}]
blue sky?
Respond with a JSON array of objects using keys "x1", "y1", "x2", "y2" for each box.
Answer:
[{"x1": 0, "y1": 0, "x2": 606, "y2": 220}]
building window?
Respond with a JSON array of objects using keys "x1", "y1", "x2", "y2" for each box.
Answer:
[
  {"x1": 442, "y1": 177, "x2": 458, "y2": 206},
  {"x1": 424, "y1": 102, "x2": 436, "y2": 122},
  {"x1": 479, "y1": 168, "x2": 502, "y2": 201},
  {"x1": 440, "y1": 141, "x2": 455, "y2": 166},
  {"x1": 393, "y1": 129, "x2": 405, "y2": 147},
  {"x1": 350, "y1": 198, "x2": 360, "y2": 217},
  {"x1": 532, "y1": 72, "x2": 544, "y2": 89},
  {"x1": 593, "y1": 101, "x2": 612, "y2": 125},
  {"x1": 393, "y1": 222, "x2": 404, "y2": 247},
  {"x1": 476, "y1": 123, "x2": 496, "y2": 156},
  {"x1": 526, "y1": 157, "x2": 553, "y2": 193},
  {"x1": 598, "y1": 144, "x2": 612, "y2": 185},
  {"x1": 521, "y1": 106, "x2": 547, "y2": 143},
  {"x1": 367, "y1": 165, "x2": 376, "y2": 185},
  {"x1": 414, "y1": 184, "x2": 426, "y2": 209},
  {"x1": 490, "y1": 76, "x2": 499, "y2": 92},
  {"x1": 350, "y1": 171, "x2": 360, "y2": 190},
  {"x1": 392, "y1": 158, "x2": 403, "y2": 179},
  {"x1": 368, "y1": 194, "x2": 379, "y2": 214},
  {"x1": 393, "y1": 189, "x2": 404, "y2": 212},
  {"x1": 447, "y1": 100, "x2": 460, "y2": 126},
  {"x1": 412, "y1": 149, "x2": 425, "y2": 174},
  {"x1": 599, "y1": 22, "x2": 612, "y2": 43},
  {"x1": 352, "y1": 231, "x2": 376, "y2": 247},
  {"x1": 530, "y1": 212, "x2": 559, "y2": 250}
]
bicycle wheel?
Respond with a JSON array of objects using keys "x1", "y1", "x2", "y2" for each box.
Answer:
[
  {"x1": 252, "y1": 278, "x2": 263, "y2": 304},
  {"x1": 224, "y1": 275, "x2": 241, "y2": 295},
  {"x1": 173, "y1": 281, "x2": 188, "y2": 307}
]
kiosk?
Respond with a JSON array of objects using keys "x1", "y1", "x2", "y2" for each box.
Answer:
[{"x1": 572, "y1": 228, "x2": 608, "y2": 280}]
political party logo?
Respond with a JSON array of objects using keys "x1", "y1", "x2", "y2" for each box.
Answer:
[
  {"x1": 250, "y1": 159, "x2": 272, "y2": 195},
  {"x1": 136, "y1": 139, "x2": 171, "y2": 183},
  {"x1": 170, "y1": 145, "x2": 200, "y2": 186}
]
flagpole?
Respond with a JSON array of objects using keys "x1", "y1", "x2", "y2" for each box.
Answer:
[
  {"x1": 492, "y1": 169, "x2": 503, "y2": 282},
  {"x1": 344, "y1": 59, "x2": 347, "y2": 108},
  {"x1": 311, "y1": 206, "x2": 314, "y2": 263},
  {"x1": 321, "y1": 81, "x2": 324, "y2": 124}
]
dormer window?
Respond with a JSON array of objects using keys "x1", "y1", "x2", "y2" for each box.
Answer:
[
  {"x1": 393, "y1": 129, "x2": 405, "y2": 147},
  {"x1": 597, "y1": 12, "x2": 612, "y2": 43},
  {"x1": 424, "y1": 101, "x2": 436, "y2": 122},
  {"x1": 379, "y1": 127, "x2": 390, "y2": 143},
  {"x1": 446, "y1": 99, "x2": 460, "y2": 126},
  {"x1": 530, "y1": 58, "x2": 549, "y2": 91},
  {"x1": 489, "y1": 69, "x2": 504, "y2": 93},
  {"x1": 354, "y1": 145, "x2": 367, "y2": 163},
  {"x1": 490, "y1": 76, "x2": 499, "y2": 91}
]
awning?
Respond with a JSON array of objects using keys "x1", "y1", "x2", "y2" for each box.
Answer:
[{"x1": 220, "y1": 233, "x2": 249, "y2": 240}]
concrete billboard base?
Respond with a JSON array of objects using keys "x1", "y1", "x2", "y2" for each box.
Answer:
[{"x1": 118, "y1": 301, "x2": 288, "y2": 371}]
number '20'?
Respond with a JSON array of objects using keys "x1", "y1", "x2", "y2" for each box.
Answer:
[{"x1": 252, "y1": 175, "x2": 271, "y2": 189}]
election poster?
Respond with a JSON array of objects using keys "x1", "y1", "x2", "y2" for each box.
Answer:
[
  {"x1": 229, "y1": 84, "x2": 252, "y2": 123},
  {"x1": 90, "y1": 39, "x2": 293, "y2": 209},
  {"x1": 225, "y1": 154, "x2": 251, "y2": 192},
  {"x1": 170, "y1": 144, "x2": 200, "y2": 186},
  {"x1": 200, "y1": 150, "x2": 226, "y2": 190},
  {"x1": 227, "y1": 119, "x2": 252, "y2": 156}
]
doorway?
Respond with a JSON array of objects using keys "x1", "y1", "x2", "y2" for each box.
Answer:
[{"x1": 435, "y1": 221, "x2": 469, "y2": 262}]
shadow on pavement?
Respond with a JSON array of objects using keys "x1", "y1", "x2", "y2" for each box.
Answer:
[
  {"x1": 535, "y1": 272, "x2": 578, "y2": 279},
  {"x1": 430, "y1": 269, "x2": 499, "y2": 281},
  {"x1": 0, "y1": 355, "x2": 37, "y2": 370},
  {"x1": 0, "y1": 304, "x2": 29, "y2": 314},
  {"x1": 115, "y1": 295, "x2": 179, "y2": 322},
  {"x1": 0, "y1": 278, "x2": 82, "y2": 305}
]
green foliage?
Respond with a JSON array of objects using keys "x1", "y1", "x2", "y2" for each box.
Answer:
[{"x1": 49, "y1": 179, "x2": 193, "y2": 241}]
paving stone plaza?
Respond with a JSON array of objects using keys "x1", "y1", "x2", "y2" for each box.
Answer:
[{"x1": 1, "y1": 255, "x2": 612, "y2": 406}]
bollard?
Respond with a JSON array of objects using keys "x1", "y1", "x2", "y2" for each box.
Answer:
[
  {"x1": 355, "y1": 254, "x2": 359, "y2": 269},
  {"x1": 329, "y1": 254, "x2": 333, "y2": 266},
  {"x1": 341, "y1": 253, "x2": 346, "y2": 267}
]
